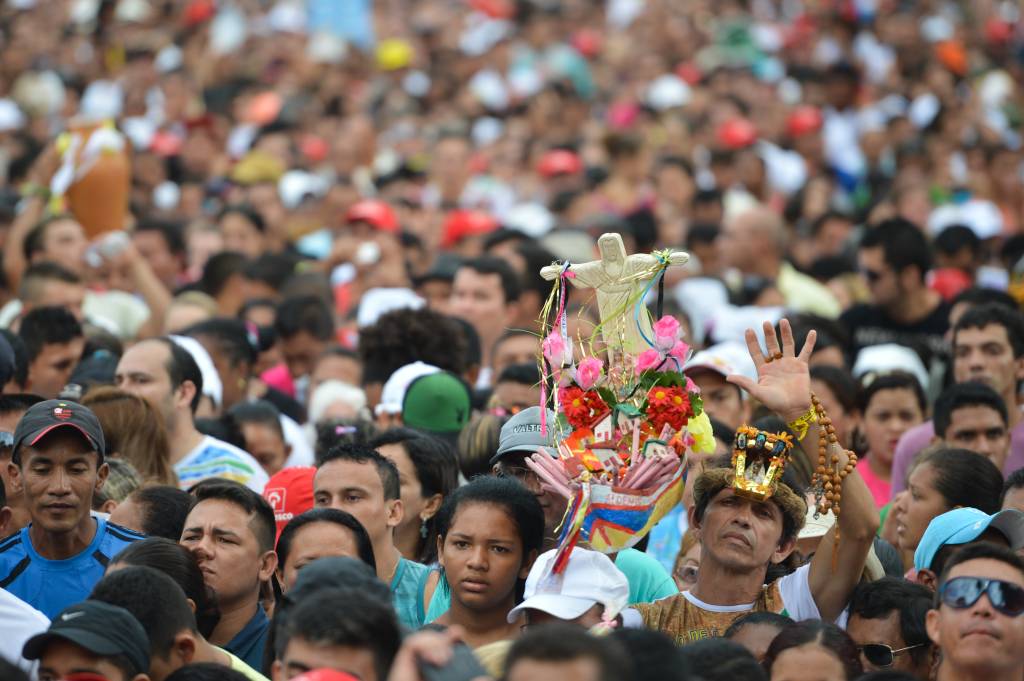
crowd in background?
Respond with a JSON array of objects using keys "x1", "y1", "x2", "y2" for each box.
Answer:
[{"x1": 4, "y1": 0, "x2": 1024, "y2": 680}]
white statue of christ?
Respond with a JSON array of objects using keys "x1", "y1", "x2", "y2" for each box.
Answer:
[{"x1": 540, "y1": 233, "x2": 688, "y2": 355}]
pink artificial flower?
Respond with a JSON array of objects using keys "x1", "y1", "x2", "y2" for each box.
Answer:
[
  {"x1": 635, "y1": 349, "x2": 662, "y2": 373},
  {"x1": 668, "y1": 340, "x2": 690, "y2": 363},
  {"x1": 542, "y1": 331, "x2": 572, "y2": 367},
  {"x1": 652, "y1": 316, "x2": 681, "y2": 352},
  {"x1": 575, "y1": 356, "x2": 604, "y2": 391},
  {"x1": 685, "y1": 376, "x2": 699, "y2": 394}
]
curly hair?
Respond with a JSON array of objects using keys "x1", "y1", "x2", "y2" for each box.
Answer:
[{"x1": 358, "y1": 308, "x2": 468, "y2": 384}]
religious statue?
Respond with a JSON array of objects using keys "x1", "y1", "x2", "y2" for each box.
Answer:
[{"x1": 540, "y1": 233, "x2": 688, "y2": 356}]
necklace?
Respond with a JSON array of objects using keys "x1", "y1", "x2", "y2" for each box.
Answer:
[
  {"x1": 385, "y1": 553, "x2": 401, "y2": 585},
  {"x1": 810, "y1": 392, "x2": 857, "y2": 571}
]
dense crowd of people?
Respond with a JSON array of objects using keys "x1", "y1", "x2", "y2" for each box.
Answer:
[{"x1": 5, "y1": 0, "x2": 1024, "y2": 680}]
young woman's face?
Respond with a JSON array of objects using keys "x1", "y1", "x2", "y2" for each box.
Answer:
[
  {"x1": 770, "y1": 643, "x2": 848, "y2": 681},
  {"x1": 439, "y1": 501, "x2": 531, "y2": 612},
  {"x1": 862, "y1": 388, "x2": 924, "y2": 467},
  {"x1": 892, "y1": 462, "x2": 949, "y2": 552}
]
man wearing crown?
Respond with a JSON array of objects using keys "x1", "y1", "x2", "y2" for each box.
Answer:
[{"x1": 629, "y1": 320, "x2": 879, "y2": 644}]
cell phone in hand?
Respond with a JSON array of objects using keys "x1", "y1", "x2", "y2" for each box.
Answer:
[{"x1": 417, "y1": 641, "x2": 488, "y2": 681}]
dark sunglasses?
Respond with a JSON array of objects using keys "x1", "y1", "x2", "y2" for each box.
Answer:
[
  {"x1": 861, "y1": 268, "x2": 884, "y2": 283},
  {"x1": 939, "y1": 576, "x2": 1024, "y2": 617},
  {"x1": 859, "y1": 643, "x2": 925, "y2": 668}
]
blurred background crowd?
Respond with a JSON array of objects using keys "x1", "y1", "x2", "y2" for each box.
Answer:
[{"x1": 3, "y1": 1, "x2": 1024, "y2": 681}]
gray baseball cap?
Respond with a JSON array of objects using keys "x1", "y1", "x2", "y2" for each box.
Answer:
[{"x1": 491, "y1": 406, "x2": 558, "y2": 465}]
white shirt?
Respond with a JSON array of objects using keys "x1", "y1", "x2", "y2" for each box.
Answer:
[
  {"x1": 0, "y1": 588, "x2": 49, "y2": 674},
  {"x1": 622, "y1": 564, "x2": 846, "y2": 627}
]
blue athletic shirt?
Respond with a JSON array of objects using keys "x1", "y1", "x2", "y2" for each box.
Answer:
[{"x1": 0, "y1": 518, "x2": 144, "y2": 618}]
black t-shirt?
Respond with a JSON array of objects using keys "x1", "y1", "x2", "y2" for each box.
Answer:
[{"x1": 840, "y1": 301, "x2": 951, "y2": 367}]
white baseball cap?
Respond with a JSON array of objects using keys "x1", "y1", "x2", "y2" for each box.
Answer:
[
  {"x1": 357, "y1": 288, "x2": 425, "y2": 329},
  {"x1": 685, "y1": 341, "x2": 758, "y2": 385},
  {"x1": 507, "y1": 548, "x2": 630, "y2": 624},
  {"x1": 170, "y1": 335, "x2": 223, "y2": 409},
  {"x1": 852, "y1": 343, "x2": 928, "y2": 393},
  {"x1": 375, "y1": 361, "x2": 440, "y2": 416}
]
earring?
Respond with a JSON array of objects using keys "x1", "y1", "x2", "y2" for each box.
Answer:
[{"x1": 420, "y1": 517, "x2": 428, "y2": 538}]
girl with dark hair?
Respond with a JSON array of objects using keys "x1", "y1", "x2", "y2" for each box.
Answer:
[
  {"x1": 810, "y1": 365, "x2": 860, "y2": 452},
  {"x1": 274, "y1": 508, "x2": 377, "y2": 591},
  {"x1": 890, "y1": 447, "x2": 1004, "y2": 562},
  {"x1": 371, "y1": 428, "x2": 460, "y2": 564},
  {"x1": 217, "y1": 204, "x2": 266, "y2": 259},
  {"x1": 855, "y1": 372, "x2": 926, "y2": 508},
  {"x1": 763, "y1": 620, "x2": 863, "y2": 681},
  {"x1": 109, "y1": 537, "x2": 221, "y2": 639},
  {"x1": 429, "y1": 476, "x2": 544, "y2": 648}
]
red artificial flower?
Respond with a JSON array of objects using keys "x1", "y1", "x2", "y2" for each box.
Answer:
[
  {"x1": 646, "y1": 386, "x2": 694, "y2": 433},
  {"x1": 559, "y1": 386, "x2": 607, "y2": 429}
]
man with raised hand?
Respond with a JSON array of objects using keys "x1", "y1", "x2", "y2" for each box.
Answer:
[{"x1": 631, "y1": 320, "x2": 879, "y2": 643}]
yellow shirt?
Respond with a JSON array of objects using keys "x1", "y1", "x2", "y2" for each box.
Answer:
[
  {"x1": 220, "y1": 648, "x2": 271, "y2": 681},
  {"x1": 777, "y1": 262, "x2": 841, "y2": 319}
]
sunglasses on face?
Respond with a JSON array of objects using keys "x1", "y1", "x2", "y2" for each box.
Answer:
[
  {"x1": 859, "y1": 643, "x2": 926, "y2": 668},
  {"x1": 861, "y1": 268, "x2": 884, "y2": 284},
  {"x1": 939, "y1": 576, "x2": 1024, "y2": 617}
]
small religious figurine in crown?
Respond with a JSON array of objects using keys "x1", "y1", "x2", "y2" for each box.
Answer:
[
  {"x1": 526, "y1": 234, "x2": 715, "y2": 573},
  {"x1": 731, "y1": 426, "x2": 795, "y2": 502}
]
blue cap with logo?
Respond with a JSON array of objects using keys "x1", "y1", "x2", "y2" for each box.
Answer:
[{"x1": 914, "y1": 507, "x2": 1024, "y2": 572}]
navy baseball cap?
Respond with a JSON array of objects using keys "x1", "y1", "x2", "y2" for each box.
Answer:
[
  {"x1": 23, "y1": 600, "x2": 150, "y2": 675},
  {"x1": 12, "y1": 399, "x2": 105, "y2": 463}
]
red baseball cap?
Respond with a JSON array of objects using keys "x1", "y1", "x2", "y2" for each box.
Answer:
[
  {"x1": 716, "y1": 118, "x2": 758, "y2": 149},
  {"x1": 345, "y1": 199, "x2": 400, "y2": 234},
  {"x1": 929, "y1": 267, "x2": 973, "y2": 302},
  {"x1": 785, "y1": 106, "x2": 823, "y2": 138},
  {"x1": 263, "y1": 466, "x2": 316, "y2": 543},
  {"x1": 537, "y1": 150, "x2": 584, "y2": 178},
  {"x1": 441, "y1": 210, "x2": 499, "y2": 248},
  {"x1": 183, "y1": 0, "x2": 215, "y2": 26},
  {"x1": 292, "y1": 671, "x2": 359, "y2": 681}
]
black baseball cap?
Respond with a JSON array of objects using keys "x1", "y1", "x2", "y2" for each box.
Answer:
[
  {"x1": 22, "y1": 600, "x2": 150, "y2": 675},
  {"x1": 12, "y1": 399, "x2": 105, "y2": 463}
]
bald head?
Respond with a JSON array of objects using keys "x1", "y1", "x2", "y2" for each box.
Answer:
[
  {"x1": 735, "y1": 206, "x2": 786, "y2": 249},
  {"x1": 720, "y1": 205, "x2": 787, "y2": 274}
]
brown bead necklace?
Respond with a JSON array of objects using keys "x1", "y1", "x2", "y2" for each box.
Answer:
[{"x1": 810, "y1": 392, "x2": 857, "y2": 570}]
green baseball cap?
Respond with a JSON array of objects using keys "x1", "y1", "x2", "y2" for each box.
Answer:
[{"x1": 402, "y1": 371, "x2": 472, "y2": 436}]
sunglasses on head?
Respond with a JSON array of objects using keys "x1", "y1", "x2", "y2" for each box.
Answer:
[
  {"x1": 859, "y1": 643, "x2": 925, "y2": 668},
  {"x1": 939, "y1": 576, "x2": 1024, "y2": 617}
]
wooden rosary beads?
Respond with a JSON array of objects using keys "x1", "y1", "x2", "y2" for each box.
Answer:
[{"x1": 810, "y1": 392, "x2": 857, "y2": 570}]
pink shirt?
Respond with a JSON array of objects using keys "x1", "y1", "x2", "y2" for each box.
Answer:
[{"x1": 856, "y1": 457, "x2": 891, "y2": 509}]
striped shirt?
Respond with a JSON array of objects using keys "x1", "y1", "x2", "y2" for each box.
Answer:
[{"x1": 175, "y1": 435, "x2": 269, "y2": 493}]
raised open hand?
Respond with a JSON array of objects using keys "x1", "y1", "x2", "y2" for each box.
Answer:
[{"x1": 726, "y1": 319, "x2": 815, "y2": 423}]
